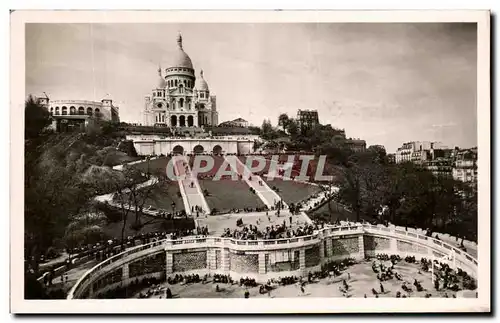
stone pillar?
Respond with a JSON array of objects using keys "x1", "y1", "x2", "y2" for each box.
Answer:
[
  {"x1": 358, "y1": 235, "x2": 365, "y2": 260},
  {"x1": 221, "y1": 249, "x2": 230, "y2": 273},
  {"x1": 258, "y1": 253, "x2": 266, "y2": 275},
  {"x1": 207, "y1": 249, "x2": 217, "y2": 270},
  {"x1": 299, "y1": 249, "x2": 306, "y2": 274},
  {"x1": 390, "y1": 237, "x2": 398, "y2": 254},
  {"x1": 326, "y1": 238, "x2": 333, "y2": 258},
  {"x1": 122, "y1": 264, "x2": 129, "y2": 281},
  {"x1": 166, "y1": 252, "x2": 173, "y2": 275},
  {"x1": 319, "y1": 239, "x2": 325, "y2": 263}
]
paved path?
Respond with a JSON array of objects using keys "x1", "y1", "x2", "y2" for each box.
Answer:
[
  {"x1": 172, "y1": 155, "x2": 210, "y2": 216},
  {"x1": 225, "y1": 155, "x2": 285, "y2": 209}
]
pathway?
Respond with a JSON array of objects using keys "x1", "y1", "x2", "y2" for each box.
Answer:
[
  {"x1": 172, "y1": 155, "x2": 211, "y2": 216},
  {"x1": 224, "y1": 155, "x2": 286, "y2": 209}
]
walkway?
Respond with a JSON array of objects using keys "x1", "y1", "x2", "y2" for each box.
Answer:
[
  {"x1": 224, "y1": 155, "x2": 285, "y2": 209},
  {"x1": 172, "y1": 155, "x2": 211, "y2": 216}
]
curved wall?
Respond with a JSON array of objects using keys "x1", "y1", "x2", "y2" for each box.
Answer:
[{"x1": 68, "y1": 224, "x2": 478, "y2": 299}]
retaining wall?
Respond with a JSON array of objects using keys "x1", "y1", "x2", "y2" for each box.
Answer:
[{"x1": 67, "y1": 224, "x2": 478, "y2": 299}]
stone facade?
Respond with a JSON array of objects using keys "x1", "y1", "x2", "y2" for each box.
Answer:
[
  {"x1": 142, "y1": 34, "x2": 218, "y2": 128},
  {"x1": 332, "y1": 237, "x2": 360, "y2": 256},
  {"x1": 229, "y1": 252, "x2": 259, "y2": 273},
  {"x1": 396, "y1": 240, "x2": 428, "y2": 255},
  {"x1": 128, "y1": 135, "x2": 254, "y2": 156},
  {"x1": 305, "y1": 246, "x2": 321, "y2": 268},
  {"x1": 128, "y1": 252, "x2": 166, "y2": 278},
  {"x1": 173, "y1": 250, "x2": 207, "y2": 272},
  {"x1": 69, "y1": 226, "x2": 478, "y2": 299}
]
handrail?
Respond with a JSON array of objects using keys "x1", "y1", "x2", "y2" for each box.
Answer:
[{"x1": 67, "y1": 223, "x2": 477, "y2": 299}]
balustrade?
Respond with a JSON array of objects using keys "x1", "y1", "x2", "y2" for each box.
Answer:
[{"x1": 68, "y1": 223, "x2": 478, "y2": 299}]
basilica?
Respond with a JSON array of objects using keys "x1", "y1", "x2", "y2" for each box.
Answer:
[{"x1": 142, "y1": 33, "x2": 218, "y2": 128}]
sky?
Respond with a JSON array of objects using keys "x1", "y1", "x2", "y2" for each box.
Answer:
[{"x1": 25, "y1": 23, "x2": 477, "y2": 153}]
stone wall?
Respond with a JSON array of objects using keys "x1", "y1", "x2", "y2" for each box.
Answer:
[
  {"x1": 69, "y1": 229, "x2": 478, "y2": 299},
  {"x1": 332, "y1": 237, "x2": 359, "y2": 256},
  {"x1": 397, "y1": 240, "x2": 428, "y2": 255},
  {"x1": 229, "y1": 252, "x2": 259, "y2": 273},
  {"x1": 92, "y1": 267, "x2": 123, "y2": 292},
  {"x1": 266, "y1": 250, "x2": 300, "y2": 272},
  {"x1": 173, "y1": 251, "x2": 207, "y2": 272},
  {"x1": 305, "y1": 246, "x2": 321, "y2": 268},
  {"x1": 215, "y1": 250, "x2": 222, "y2": 270},
  {"x1": 363, "y1": 236, "x2": 391, "y2": 257},
  {"x1": 129, "y1": 252, "x2": 166, "y2": 278}
]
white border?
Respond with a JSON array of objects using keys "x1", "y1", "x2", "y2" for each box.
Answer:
[{"x1": 9, "y1": 10, "x2": 491, "y2": 314}]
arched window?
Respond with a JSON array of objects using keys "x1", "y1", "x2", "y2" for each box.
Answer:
[
  {"x1": 78, "y1": 106, "x2": 85, "y2": 115},
  {"x1": 55, "y1": 107, "x2": 59, "y2": 115},
  {"x1": 70, "y1": 106, "x2": 76, "y2": 115},
  {"x1": 162, "y1": 115, "x2": 165, "y2": 122},
  {"x1": 179, "y1": 84, "x2": 184, "y2": 93},
  {"x1": 155, "y1": 115, "x2": 158, "y2": 123},
  {"x1": 49, "y1": 107, "x2": 53, "y2": 116},
  {"x1": 87, "y1": 107, "x2": 93, "y2": 116},
  {"x1": 166, "y1": 103, "x2": 169, "y2": 109},
  {"x1": 179, "y1": 98, "x2": 184, "y2": 108},
  {"x1": 175, "y1": 80, "x2": 178, "y2": 87},
  {"x1": 61, "y1": 106, "x2": 68, "y2": 115},
  {"x1": 183, "y1": 80, "x2": 187, "y2": 85}
]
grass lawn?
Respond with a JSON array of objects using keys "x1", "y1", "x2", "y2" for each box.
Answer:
[
  {"x1": 132, "y1": 157, "x2": 172, "y2": 174},
  {"x1": 103, "y1": 212, "x2": 194, "y2": 239},
  {"x1": 145, "y1": 182, "x2": 185, "y2": 212},
  {"x1": 198, "y1": 179, "x2": 266, "y2": 212},
  {"x1": 307, "y1": 201, "x2": 368, "y2": 223},
  {"x1": 264, "y1": 179, "x2": 321, "y2": 204}
]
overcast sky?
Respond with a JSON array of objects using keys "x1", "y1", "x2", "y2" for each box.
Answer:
[{"x1": 26, "y1": 23, "x2": 477, "y2": 152}]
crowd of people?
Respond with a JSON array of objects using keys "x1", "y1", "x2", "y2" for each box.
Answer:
[
  {"x1": 166, "y1": 274, "x2": 202, "y2": 285},
  {"x1": 220, "y1": 221, "x2": 320, "y2": 241}
]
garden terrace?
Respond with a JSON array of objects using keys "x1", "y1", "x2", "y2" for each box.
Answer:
[
  {"x1": 198, "y1": 179, "x2": 266, "y2": 213},
  {"x1": 264, "y1": 178, "x2": 322, "y2": 205},
  {"x1": 131, "y1": 156, "x2": 171, "y2": 175}
]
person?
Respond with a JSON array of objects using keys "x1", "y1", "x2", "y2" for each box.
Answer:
[
  {"x1": 289, "y1": 216, "x2": 292, "y2": 225},
  {"x1": 380, "y1": 283, "x2": 385, "y2": 294},
  {"x1": 300, "y1": 285, "x2": 305, "y2": 295},
  {"x1": 244, "y1": 289, "x2": 250, "y2": 298},
  {"x1": 166, "y1": 287, "x2": 172, "y2": 299}
]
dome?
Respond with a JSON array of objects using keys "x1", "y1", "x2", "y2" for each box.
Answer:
[
  {"x1": 197, "y1": 70, "x2": 209, "y2": 91},
  {"x1": 170, "y1": 33, "x2": 193, "y2": 69}
]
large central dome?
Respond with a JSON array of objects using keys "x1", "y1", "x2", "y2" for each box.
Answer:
[{"x1": 170, "y1": 33, "x2": 193, "y2": 69}]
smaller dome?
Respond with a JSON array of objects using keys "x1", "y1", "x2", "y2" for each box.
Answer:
[{"x1": 197, "y1": 70, "x2": 209, "y2": 91}]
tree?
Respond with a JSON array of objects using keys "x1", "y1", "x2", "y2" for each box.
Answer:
[
  {"x1": 278, "y1": 113, "x2": 290, "y2": 132},
  {"x1": 25, "y1": 95, "x2": 51, "y2": 140},
  {"x1": 82, "y1": 165, "x2": 168, "y2": 245},
  {"x1": 261, "y1": 119, "x2": 279, "y2": 140},
  {"x1": 286, "y1": 119, "x2": 299, "y2": 139},
  {"x1": 63, "y1": 211, "x2": 108, "y2": 256}
]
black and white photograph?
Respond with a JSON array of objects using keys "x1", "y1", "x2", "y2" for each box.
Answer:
[{"x1": 10, "y1": 10, "x2": 491, "y2": 313}]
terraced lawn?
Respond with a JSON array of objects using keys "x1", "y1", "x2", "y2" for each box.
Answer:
[
  {"x1": 198, "y1": 179, "x2": 266, "y2": 213},
  {"x1": 264, "y1": 178, "x2": 322, "y2": 205}
]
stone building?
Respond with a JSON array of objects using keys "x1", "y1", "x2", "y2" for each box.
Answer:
[
  {"x1": 296, "y1": 109, "x2": 319, "y2": 132},
  {"x1": 37, "y1": 94, "x2": 120, "y2": 133},
  {"x1": 142, "y1": 33, "x2": 218, "y2": 128},
  {"x1": 452, "y1": 148, "x2": 478, "y2": 185}
]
